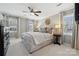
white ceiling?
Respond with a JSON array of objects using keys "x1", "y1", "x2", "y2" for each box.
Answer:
[{"x1": 0, "y1": 3, "x2": 74, "y2": 20}]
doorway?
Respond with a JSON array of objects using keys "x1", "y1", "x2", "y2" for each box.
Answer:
[{"x1": 63, "y1": 14, "x2": 74, "y2": 46}]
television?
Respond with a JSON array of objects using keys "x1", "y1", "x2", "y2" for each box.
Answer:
[{"x1": 75, "y1": 3, "x2": 79, "y2": 24}]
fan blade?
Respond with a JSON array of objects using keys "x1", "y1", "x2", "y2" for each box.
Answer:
[
  {"x1": 34, "y1": 13, "x2": 39, "y2": 16},
  {"x1": 28, "y1": 6, "x2": 33, "y2": 12},
  {"x1": 57, "y1": 3, "x2": 62, "y2": 6},
  {"x1": 28, "y1": 7, "x2": 31, "y2": 10},
  {"x1": 34, "y1": 11, "x2": 41, "y2": 13}
]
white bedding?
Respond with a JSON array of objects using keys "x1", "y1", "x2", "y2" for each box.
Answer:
[
  {"x1": 21, "y1": 32, "x2": 53, "y2": 53},
  {"x1": 27, "y1": 32, "x2": 52, "y2": 45}
]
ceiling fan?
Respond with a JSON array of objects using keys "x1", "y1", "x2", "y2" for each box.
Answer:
[
  {"x1": 57, "y1": 3, "x2": 62, "y2": 6},
  {"x1": 23, "y1": 6, "x2": 42, "y2": 16}
]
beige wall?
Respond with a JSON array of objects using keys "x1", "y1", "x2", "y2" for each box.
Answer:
[
  {"x1": 50, "y1": 14, "x2": 61, "y2": 28},
  {"x1": 33, "y1": 20, "x2": 39, "y2": 31}
]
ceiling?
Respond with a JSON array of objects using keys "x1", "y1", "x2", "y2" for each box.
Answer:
[{"x1": 0, "y1": 3, "x2": 74, "y2": 20}]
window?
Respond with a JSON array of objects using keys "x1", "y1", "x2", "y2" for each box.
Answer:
[{"x1": 63, "y1": 15, "x2": 73, "y2": 34}]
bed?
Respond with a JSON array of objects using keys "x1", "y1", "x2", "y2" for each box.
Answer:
[{"x1": 21, "y1": 32, "x2": 53, "y2": 53}]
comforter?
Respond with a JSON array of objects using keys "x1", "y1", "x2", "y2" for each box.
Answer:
[{"x1": 21, "y1": 32, "x2": 53, "y2": 53}]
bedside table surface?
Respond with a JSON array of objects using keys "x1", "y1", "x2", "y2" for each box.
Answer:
[{"x1": 53, "y1": 34, "x2": 61, "y2": 36}]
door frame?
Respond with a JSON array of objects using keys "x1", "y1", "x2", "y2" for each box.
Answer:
[{"x1": 62, "y1": 13, "x2": 74, "y2": 46}]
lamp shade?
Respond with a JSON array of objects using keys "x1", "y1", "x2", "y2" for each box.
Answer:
[
  {"x1": 54, "y1": 24, "x2": 61, "y2": 34},
  {"x1": 55, "y1": 24, "x2": 61, "y2": 28}
]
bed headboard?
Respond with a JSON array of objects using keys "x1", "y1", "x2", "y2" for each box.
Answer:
[
  {"x1": 40, "y1": 28, "x2": 46, "y2": 33},
  {"x1": 39, "y1": 27, "x2": 54, "y2": 34},
  {"x1": 47, "y1": 27, "x2": 53, "y2": 34}
]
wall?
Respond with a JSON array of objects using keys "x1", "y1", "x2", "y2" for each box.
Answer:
[
  {"x1": 0, "y1": 13, "x2": 19, "y2": 38},
  {"x1": 45, "y1": 12, "x2": 74, "y2": 44},
  {"x1": 28, "y1": 20, "x2": 34, "y2": 32},
  {"x1": 37, "y1": 14, "x2": 61, "y2": 33},
  {"x1": 39, "y1": 18, "x2": 46, "y2": 28},
  {"x1": 33, "y1": 20, "x2": 39, "y2": 31},
  {"x1": 50, "y1": 14, "x2": 60, "y2": 28},
  {"x1": 19, "y1": 18, "x2": 27, "y2": 36},
  {"x1": 0, "y1": 12, "x2": 29, "y2": 38}
]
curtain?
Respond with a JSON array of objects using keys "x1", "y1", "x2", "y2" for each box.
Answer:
[{"x1": 72, "y1": 20, "x2": 79, "y2": 49}]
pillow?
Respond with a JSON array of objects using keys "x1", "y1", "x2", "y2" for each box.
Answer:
[{"x1": 40, "y1": 28, "x2": 46, "y2": 33}]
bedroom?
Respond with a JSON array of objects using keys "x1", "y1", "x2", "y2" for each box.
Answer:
[{"x1": 0, "y1": 3, "x2": 79, "y2": 56}]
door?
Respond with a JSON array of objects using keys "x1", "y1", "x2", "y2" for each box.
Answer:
[{"x1": 63, "y1": 14, "x2": 74, "y2": 46}]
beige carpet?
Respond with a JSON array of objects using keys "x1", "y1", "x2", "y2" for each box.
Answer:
[{"x1": 6, "y1": 38, "x2": 79, "y2": 56}]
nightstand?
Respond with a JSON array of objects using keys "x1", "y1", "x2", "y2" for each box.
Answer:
[{"x1": 53, "y1": 34, "x2": 61, "y2": 45}]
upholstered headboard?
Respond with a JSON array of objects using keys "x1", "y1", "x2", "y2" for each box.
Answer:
[
  {"x1": 39, "y1": 27, "x2": 53, "y2": 34},
  {"x1": 40, "y1": 28, "x2": 46, "y2": 33},
  {"x1": 47, "y1": 27, "x2": 53, "y2": 34}
]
